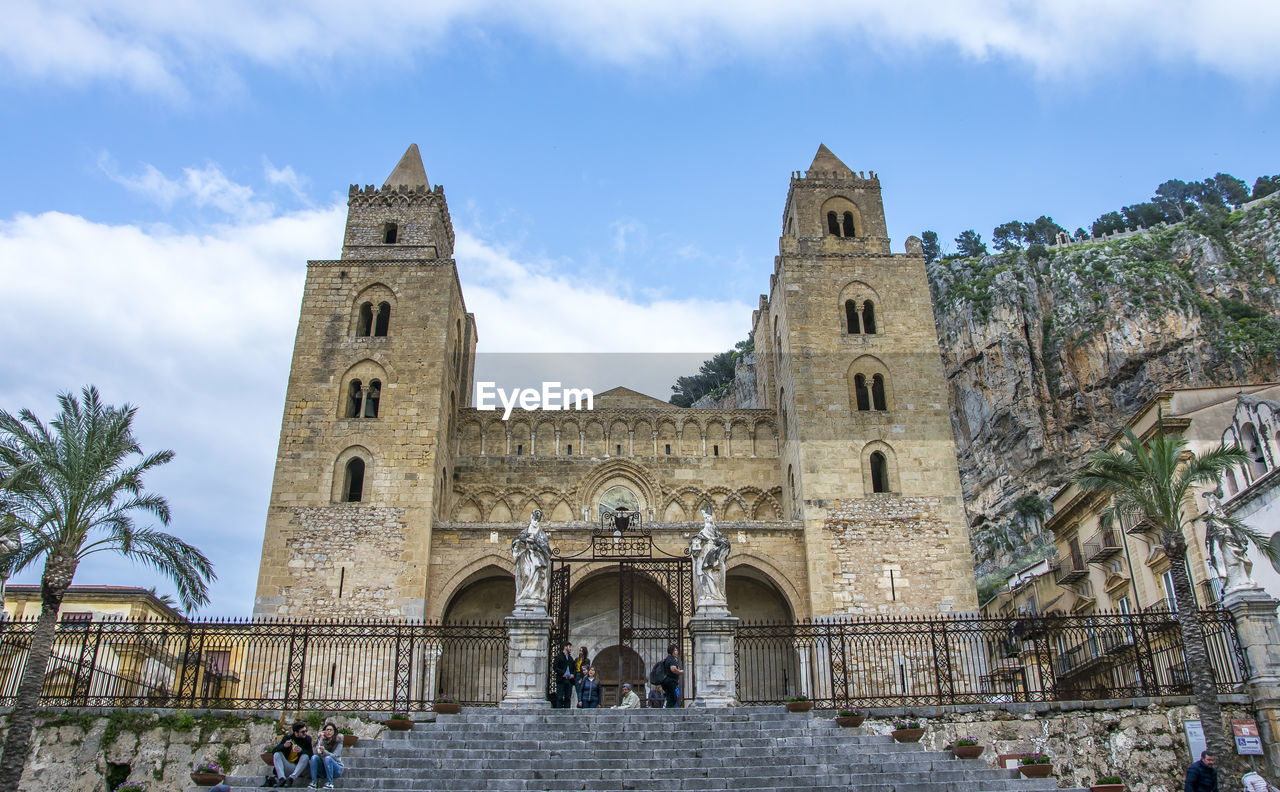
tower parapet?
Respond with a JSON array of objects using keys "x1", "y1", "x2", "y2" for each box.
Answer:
[{"x1": 342, "y1": 145, "x2": 456, "y2": 260}]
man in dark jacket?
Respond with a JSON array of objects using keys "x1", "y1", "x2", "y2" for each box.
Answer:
[
  {"x1": 552, "y1": 642, "x2": 576, "y2": 708},
  {"x1": 661, "y1": 643, "x2": 683, "y2": 708},
  {"x1": 1185, "y1": 751, "x2": 1217, "y2": 792},
  {"x1": 267, "y1": 721, "x2": 313, "y2": 787}
]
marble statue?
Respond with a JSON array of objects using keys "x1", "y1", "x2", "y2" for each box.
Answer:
[
  {"x1": 689, "y1": 505, "x2": 731, "y2": 612},
  {"x1": 512, "y1": 509, "x2": 551, "y2": 614},
  {"x1": 1202, "y1": 490, "x2": 1256, "y2": 594}
]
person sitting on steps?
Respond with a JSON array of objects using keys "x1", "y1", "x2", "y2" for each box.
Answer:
[
  {"x1": 307, "y1": 721, "x2": 344, "y2": 789},
  {"x1": 265, "y1": 721, "x2": 312, "y2": 787}
]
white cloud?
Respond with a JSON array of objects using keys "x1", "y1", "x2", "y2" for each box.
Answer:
[
  {"x1": 1, "y1": 1, "x2": 1276, "y2": 95},
  {"x1": 0, "y1": 160, "x2": 749, "y2": 614},
  {"x1": 100, "y1": 155, "x2": 273, "y2": 220}
]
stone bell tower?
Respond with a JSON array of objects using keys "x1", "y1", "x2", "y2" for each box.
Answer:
[
  {"x1": 253, "y1": 144, "x2": 477, "y2": 619},
  {"x1": 752, "y1": 144, "x2": 976, "y2": 616}
]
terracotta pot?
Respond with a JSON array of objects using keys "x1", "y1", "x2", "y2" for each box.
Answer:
[
  {"x1": 260, "y1": 751, "x2": 274, "y2": 766},
  {"x1": 190, "y1": 773, "x2": 225, "y2": 786},
  {"x1": 385, "y1": 718, "x2": 413, "y2": 731},
  {"x1": 784, "y1": 701, "x2": 814, "y2": 712},
  {"x1": 1090, "y1": 785, "x2": 1125, "y2": 792},
  {"x1": 1019, "y1": 764, "x2": 1053, "y2": 778},
  {"x1": 434, "y1": 701, "x2": 462, "y2": 715},
  {"x1": 891, "y1": 728, "x2": 925, "y2": 743},
  {"x1": 342, "y1": 734, "x2": 359, "y2": 747},
  {"x1": 834, "y1": 716, "x2": 865, "y2": 728},
  {"x1": 951, "y1": 745, "x2": 984, "y2": 759}
]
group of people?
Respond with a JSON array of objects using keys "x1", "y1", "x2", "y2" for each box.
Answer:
[
  {"x1": 262, "y1": 720, "x2": 345, "y2": 788},
  {"x1": 551, "y1": 642, "x2": 684, "y2": 709},
  {"x1": 1186, "y1": 751, "x2": 1279, "y2": 792}
]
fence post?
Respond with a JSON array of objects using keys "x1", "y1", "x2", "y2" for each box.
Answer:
[
  {"x1": 928, "y1": 619, "x2": 955, "y2": 705},
  {"x1": 1224, "y1": 587, "x2": 1280, "y2": 772}
]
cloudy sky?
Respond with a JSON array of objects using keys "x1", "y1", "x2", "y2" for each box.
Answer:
[{"x1": 2, "y1": 1, "x2": 1278, "y2": 616}]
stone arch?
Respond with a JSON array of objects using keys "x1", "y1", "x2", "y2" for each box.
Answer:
[
  {"x1": 489, "y1": 498, "x2": 514, "y2": 522},
  {"x1": 726, "y1": 557, "x2": 800, "y2": 622},
  {"x1": 633, "y1": 419, "x2": 654, "y2": 456},
  {"x1": 332, "y1": 445, "x2": 372, "y2": 502},
  {"x1": 730, "y1": 420, "x2": 752, "y2": 458},
  {"x1": 511, "y1": 491, "x2": 543, "y2": 522},
  {"x1": 820, "y1": 196, "x2": 863, "y2": 238},
  {"x1": 661, "y1": 496, "x2": 688, "y2": 522},
  {"x1": 847, "y1": 355, "x2": 894, "y2": 412},
  {"x1": 583, "y1": 419, "x2": 606, "y2": 457},
  {"x1": 577, "y1": 459, "x2": 661, "y2": 515},
  {"x1": 591, "y1": 644, "x2": 646, "y2": 703},
  {"x1": 459, "y1": 419, "x2": 483, "y2": 456},
  {"x1": 706, "y1": 421, "x2": 727, "y2": 457},
  {"x1": 837, "y1": 280, "x2": 883, "y2": 336},
  {"x1": 1242, "y1": 422, "x2": 1268, "y2": 480},
  {"x1": 534, "y1": 420, "x2": 556, "y2": 457},
  {"x1": 547, "y1": 496, "x2": 576, "y2": 522},
  {"x1": 561, "y1": 418, "x2": 581, "y2": 456},
  {"x1": 436, "y1": 559, "x2": 515, "y2": 621},
  {"x1": 751, "y1": 493, "x2": 781, "y2": 520},
  {"x1": 657, "y1": 419, "x2": 677, "y2": 457},
  {"x1": 453, "y1": 496, "x2": 483, "y2": 521},
  {"x1": 338, "y1": 360, "x2": 390, "y2": 419},
  {"x1": 608, "y1": 419, "x2": 630, "y2": 456},
  {"x1": 435, "y1": 560, "x2": 513, "y2": 703},
  {"x1": 753, "y1": 419, "x2": 778, "y2": 456},
  {"x1": 507, "y1": 421, "x2": 530, "y2": 457},
  {"x1": 349, "y1": 282, "x2": 398, "y2": 336},
  {"x1": 860, "y1": 440, "x2": 900, "y2": 494},
  {"x1": 680, "y1": 419, "x2": 703, "y2": 456}
]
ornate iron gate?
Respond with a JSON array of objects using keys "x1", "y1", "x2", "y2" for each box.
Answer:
[{"x1": 546, "y1": 521, "x2": 693, "y2": 705}]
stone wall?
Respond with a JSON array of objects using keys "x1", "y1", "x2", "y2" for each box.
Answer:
[
  {"x1": 4, "y1": 710, "x2": 385, "y2": 792},
  {"x1": 860, "y1": 697, "x2": 1265, "y2": 792}
]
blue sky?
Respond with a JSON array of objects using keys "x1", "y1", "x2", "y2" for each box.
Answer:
[{"x1": 2, "y1": 1, "x2": 1278, "y2": 616}]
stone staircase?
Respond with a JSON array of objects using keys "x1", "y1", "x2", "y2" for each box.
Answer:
[{"x1": 211, "y1": 707, "x2": 1086, "y2": 792}]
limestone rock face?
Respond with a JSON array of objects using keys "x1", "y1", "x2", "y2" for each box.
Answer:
[
  {"x1": 931, "y1": 199, "x2": 1280, "y2": 527},
  {"x1": 692, "y1": 350, "x2": 758, "y2": 409}
]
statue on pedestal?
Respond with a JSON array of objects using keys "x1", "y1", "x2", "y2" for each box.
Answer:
[
  {"x1": 689, "y1": 506, "x2": 731, "y2": 612},
  {"x1": 1203, "y1": 489, "x2": 1257, "y2": 594},
  {"x1": 512, "y1": 509, "x2": 551, "y2": 614}
]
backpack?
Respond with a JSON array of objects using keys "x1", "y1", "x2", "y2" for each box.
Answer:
[{"x1": 649, "y1": 659, "x2": 667, "y2": 686}]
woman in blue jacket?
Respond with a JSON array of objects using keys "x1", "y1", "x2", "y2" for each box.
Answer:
[{"x1": 577, "y1": 666, "x2": 602, "y2": 708}]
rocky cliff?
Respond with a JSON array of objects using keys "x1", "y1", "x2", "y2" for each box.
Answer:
[{"x1": 932, "y1": 196, "x2": 1280, "y2": 532}]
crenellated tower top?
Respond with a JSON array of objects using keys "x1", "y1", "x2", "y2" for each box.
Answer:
[
  {"x1": 780, "y1": 144, "x2": 889, "y2": 254},
  {"x1": 342, "y1": 144, "x2": 456, "y2": 260}
]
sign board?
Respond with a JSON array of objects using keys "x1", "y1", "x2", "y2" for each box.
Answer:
[
  {"x1": 1233, "y1": 719, "x2": 1264, "y2": 756},
  {"x1": 1185, "y1": 720, "x2": 1207, "y2": 762}
]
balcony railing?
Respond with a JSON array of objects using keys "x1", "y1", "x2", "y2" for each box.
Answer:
[
  {"x1": 1201, "y1": 578, "x2": 1226, "y2": 607},
  {"x1": 1121, "y1": 513, "x2": 1159, "y2": 536},
  {"x1": 1084, "y1": 529, "x2": 1123, "y2": 564},
  {"x1": 1052, "y1": 554, "x2": 1089, "y2": 585}
]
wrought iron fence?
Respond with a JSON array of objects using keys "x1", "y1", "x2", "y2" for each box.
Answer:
[
  {"x1": 734, "y1": 609, "x2": 1245, "y2": 708},
  {"x1": 0, "y1": 618, "x2": 507, "y2": 711}
]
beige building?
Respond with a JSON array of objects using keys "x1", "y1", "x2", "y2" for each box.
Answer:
[
  {"x1": 1046, "y1": 383, "x2": 1280, "y2": 618},
  {"x1": 252, "y1": 144, "x2": 977, "y2": 695}
]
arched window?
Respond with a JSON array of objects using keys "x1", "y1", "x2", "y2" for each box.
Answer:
[
  {"x1": 870, "y1": 452, "x2": 889, "y2": 493},
  {"x1": 374, "y1": 302, "x2": 391, "y2": 337},
  {"x1": 345, "y1": 380, "x2": 363, "y2": 418},
  {"x1": 363, "y1": 380, "x2": 381, "y2": 418},
  {"x1": 356, "y1": 303, "x2": 374, "y2": 337},
  {"x1": 854, "y1": 374, "x2": 870, "y2": 412},
  {"x1": 842, "y1": 212, "x2": 856, "y2": 237},
  {"x1": 1243, "y1": 423, "x2": 1267, "y2": 478},
  {"x1": 862, "y1": 301, "x2": 877, "y2": 334},
  {"x1": 344, "y1": 458, "x2": 365, "y2": 502},
  {"x1": 871, "y1": 374, "x2": 887, "y2": 411},
  {"x1": 845, "y1": 300, "x2": 861, "y2": 334},
  {"x1": 383, "y1": 223, "x2": 398, "y2": 244},
  {"x1": 827, "y1": 212, "x2": 840, "y2": 236},
  {"x1": 1225, "y1": 468, "x2": 1240, "y2": 497}
]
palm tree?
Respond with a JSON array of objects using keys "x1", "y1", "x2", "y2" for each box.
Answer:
[
  {"x1": 0, "y1": 386, "x2": 215, "y2": 791},
  {"x1": 1076, "y1": 426, "x2": 1272, "y2": 788}
]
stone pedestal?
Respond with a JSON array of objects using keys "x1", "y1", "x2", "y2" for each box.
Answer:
[
  {"x1": 501, "y1": 614, "x2": 552, "y2": 709},
  {"x1": 1224, "y1": 586, "x2": 1280, "y2": 770},
  {"x1": 689, "y1": 612, "x2": 739, "y2": 707}
]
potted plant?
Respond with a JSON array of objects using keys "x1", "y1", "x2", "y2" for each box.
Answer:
[
  {"x1": 784, "y1": 695, "x2": 814, "y2": 713},
  {"x1": 834, "y1": 708, "x2": 865, "y2": 728},
  {"x1": 386, "y1": 711, "x2": 413, "y2": 730},
  {"x1": 1090, "y1": 774, "x2": 1126, "y2": 792},
  {"x1": 1019, "y1": 753, "x2": 1053, "y2": 778},
  {"x1": 115, "y1": 783, "x2": 147, "y2": 792},
  {"x1": 890, "y1": 719, "x2": 925, "y2": 742},
  {"x1": 434, "y1": 694, "x2": 462, "y2": 715},
  {"x1": 340, "y1": 726, "x2": 359, "y2": 747},
  {"x1": 190, "y1": 761, "x2": 225, "y2": 786},
  {"x1": 950, "y1": 736, "x2": 984, "y2": 759}
]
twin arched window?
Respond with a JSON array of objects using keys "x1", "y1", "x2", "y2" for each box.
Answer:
[
  {"x1": 853, "y1": 373, "x2": 887, "y2": 411},
  {"x1": 356, "y1": 302, "x2": 391, "y2": 337},
  {"x1": 827, "y1": 211, "x2": 857, "y2": 238},
  {"x1": 845, "y1": 300, "x2": 877, "y2": 334},
  {"x1": 345, "y1": 379, "x2": 382, "y2": 418}
]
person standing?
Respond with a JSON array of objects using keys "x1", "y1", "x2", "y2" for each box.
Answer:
[
  {"x1": 1185, "y1": 751, "x2": 1217, "y2": 792},
  {"x1": 661, "y1": 644, "x2": 683, "y2": 708},
  {"x1": 552, "y1": 643, "x2": 576, "y2": 709},
  {"x1": 307, "y1": 722, "x2": 344, "y2": 790},
  {"x1": 577, "y1": 666, "x2": 602, "y2": 708}
]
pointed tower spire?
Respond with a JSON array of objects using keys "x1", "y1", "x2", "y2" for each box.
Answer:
[
  {"x1": 807, "y1": 144, "x2": 852, "y2": 177},
  {"x1": 383, "y1": 144, "x2": 430, "y2": 189}
]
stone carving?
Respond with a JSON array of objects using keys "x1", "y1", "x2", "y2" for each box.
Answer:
[
  {"x1": 1203, "y1": 490, "x2": 1256, "y2": 593},
  {"x1": 512, "y1": 509, "x2": 551, "y2": 614},
  {"x1": 689, "y1": 505, "x2": 731, "y2": 613}
]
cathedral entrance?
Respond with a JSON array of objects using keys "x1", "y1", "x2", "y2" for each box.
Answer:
[{"x1": 547, "y1": 515, "x2": 693, "y2": 706}]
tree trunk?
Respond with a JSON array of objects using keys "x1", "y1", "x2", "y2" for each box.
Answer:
[
  {"x1": 1167, "y1": 548, "x2": 1237, "y2": 792},
  {"x1": 0, "y1": 556, "x2": 74, "y2": 792}
]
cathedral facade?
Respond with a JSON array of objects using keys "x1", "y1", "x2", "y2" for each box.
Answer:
[{"x1": 253, "y1": 144, "x2": 977, "y2": 662}]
